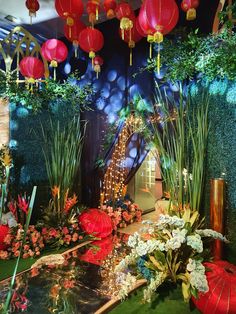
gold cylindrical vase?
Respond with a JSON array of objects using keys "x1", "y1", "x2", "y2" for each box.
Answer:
[{"x1": 210, "y1": 178, "x2": 225, "y2": 260}]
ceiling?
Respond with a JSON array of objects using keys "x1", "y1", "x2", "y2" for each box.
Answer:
[{"x1": 0, "y1": 0, "x2": 142, "y2": 40}]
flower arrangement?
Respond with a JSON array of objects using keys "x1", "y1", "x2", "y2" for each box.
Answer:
[
  {"x1": 101, "y1": 196, "x2": 142, "y2": 230},
  {"x1": 115, "y1": 208, "x2": 229, "y2": 303}
]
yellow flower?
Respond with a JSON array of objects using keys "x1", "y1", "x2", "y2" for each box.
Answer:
[
  {"x1": 0, "y1": 147, "x2": 12, "y2": 167},
  {"x1": 51, "y1": 186, "x2": 60, "y2": 198}
]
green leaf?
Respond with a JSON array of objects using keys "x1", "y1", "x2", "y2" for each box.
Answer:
[
  {"x1": 182, "y1": 281, "x2": 191, "y2": 302},
  {"x1": 154, "y1": 251, "x2": 166, "y2": 265}
]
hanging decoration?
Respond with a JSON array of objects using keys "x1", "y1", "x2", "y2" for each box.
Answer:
[
  {"x1": 19, "y1": 56, "x2": 45, "y2": 91},
  {"x1": 79, "y1": 27, "x2": 104, "y2": 66},
  {"x1": 25, "y1": 0, "x2": 40, "y2": 24},
  {"x1": 55, "y1": 0, "x2": 84, "y2": 37},
  {"x1": 115, "y1": 2, "x2": 135, "y2": 40},
  {"x1": 86, "y1": 0, "x2": 101, "y2": 26},
  {"x1": 192, "y1": 260, "x2": 236, "y2": 314},
  {"x1": 0, "y1": 225, "x2": 9, "y2": 250},
  {"x1": 93, "y1": 55, "x2": 104, "y2": 78},
  {"x1": 141, "y1": 0, "x2": 179, "y2": 73},
  {"x1": 64, "y1": 20, "x2": 86, "y2": 57},
  {"x1": 181, "y1": 0, "x2": 199, "y2": 20},
  {"x1": 120, "y1": 17, "x2": 143, "y2": 66},
  {"x1": 41, "y1": 39, "x2": 68, "y2": 80},
  {"x1": 103, "y1": 0, "x2": 117, "y2": 19}
]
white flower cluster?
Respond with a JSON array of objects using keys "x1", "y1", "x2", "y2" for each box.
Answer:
[
  {"x1": 143, "y1": 272, "x2": 165, "y2": 303},
  {"x1": 117, "y1": 272, "x2": 137, "y2": 300},
  {"x1": 128, "y1": 232, "x2": 141, "y2": 248},
  {"x1": 157, "y1": 214, "x2": 185, "y2": 229},
  {"x1": 186, "y1": 234, "x2": 203, "y2": 253},
  {"x1": 196, "y1": 229, "x2": 229, "y2": 243},
  {"x1": 115, "y1": 250, "x2": 138, "y2": 272},
  {"x1": 165, "y1": 228, "x2": 187, "y2": 250},
  {"x1": 187, "y1": 258, "x2": 209, "y2": 293}
]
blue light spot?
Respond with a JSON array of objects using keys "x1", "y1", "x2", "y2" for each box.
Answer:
[
  {"x1": 9, "y1": 103, "x2": 16, "y2": 112},
  {"x1": 124, "y1": 157, "x2": 134, "y2": 168},
  {"x1": 9, "y1": 139, "x2": 18, "y2": 148},
  {"x1": 129, "y1": 84, "x2": 142, "y2": 97},
  {"x1": 64, "y1": 62, "x2": 71, "y2": 74},
  {"x1": 10, "y1": 120, "x2": 18, "y2": 131},
  {"x1": 96, "y1": 98, "x2": 106, "y2": 110},
  {"x1": 16, "y1": 107, "x2": 29, "y2": 118},
  {"x1": 129, "y1": 147, "x2": 138, "y2": 158},
  {"x1": 117, "y1": 76, "x2": 126, "y2": 91},
  {"x1": 108, "y1": 113, "x2": 117, "y2": 124},
  {"x1": 107, "y1": 70, "x2": 117, "y2": 82},
  {"x1": 104, "y1": 104, "x2": 112, "y2": 114}
]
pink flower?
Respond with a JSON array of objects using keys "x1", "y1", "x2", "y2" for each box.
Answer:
[
  {"x1": 64, "y1": 234, "x2": 72, "y2": 244},
  {"x1": 0, "y1": 250, "x2": 8, "y2": 259},
  {"x1": 14, "y1": 250, "x2": 20, "y2": 257},
  {"x1": 31, "y1": 267, "x2": 39, "y2": 277},
  {"x1": 42, "y1": 227, "x2": 48, "y2": 235},
  {"x1": 49, "y1": 228, "x2": 57, "y2": 237},
  {"x1": 62, "y1": 227, "x2": 69, "y2": 235},
  {"x1": 22, "y1": 253, "x2": 29, "y2": 259},
  {"x1": 63, "y1": 279, "x2": 75, "y2": 289},
  {"x1": 72, "y1": 233, "x2": 79, "y2": 242},
  {"x1": 17, "y1": 195, "x2": 29, "y2": 214}
]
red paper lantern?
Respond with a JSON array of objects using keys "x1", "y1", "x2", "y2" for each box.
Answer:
[
  {"x1": 103, "y1": 0, "x2": 117, "y2": 19},
  {"x1": 64, "y1": 20, "x2": 85, "y2": 56},
  {"x1": 19, "y1": 56, "x2": 45, "y2": 81},
  {"x1": 115, "y1": 2, "x2": 135, "y2": 40},
  {"x1": 55, "y1": 0, "x2": 84, "y2": 27},
  {"x1": 86, "y1": 0, "x2": 101, "y2": 25},
  {"x1": 79, "y1": 237, "x2": 113, "y2": 265},
  {"x1": 25, "y1": 0, "x2": 40, "y2": 23},
  {"x1": 79, "y1": 208, "x2": 113, "y2": 238},
  {"x1": 181, "y1": 0, "x2": 199, "y2": 20},
  {"x1": 193, "y1": 261, "x2": 236, "y2": 314},
  {"x1": 0, "y1": 225, "x2": 9, "y2": 250},
  {"x1": 93, "y1": 55, "x2": 104, "y2": 78},
  {"x1": 41, "y1": 39, "x2": 68, "y2": 66},
  {"x1": 79, "y1": 27, "x2": 104, "y2": 60},
  {"x1": 137, "y1": 2, "x2": 155, "y2": 37}
]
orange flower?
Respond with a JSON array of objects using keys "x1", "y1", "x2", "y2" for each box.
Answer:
[
  {"x1": 51, "y1": 186, "x2": 60, "y2": 198},
  {"x1": 50, "y1": 284, "x2": 60, "y2": 298},
  {"x1": 64, "y1": 194, "x2": 78, "y2": 213}
]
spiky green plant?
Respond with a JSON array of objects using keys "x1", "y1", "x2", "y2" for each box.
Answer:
[
  {"x1": 149, "y1": 82, "x2": 209, "y2": 213},
  {"x1": 41, "y1": 116, "x2": 86, "y2": 222}
]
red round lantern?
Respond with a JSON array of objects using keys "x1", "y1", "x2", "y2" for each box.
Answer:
[
  {"x1": 79, "y1": 27, "x2": 104, "y2": 60},
  {"x1": 193, "y1": 261, "x2": 236, "y2": 314},
  {"x1": 19, "y1": 56, "x2": 45, "y2": 81},
  {"x1": 86, "y1": 0, "x2": 101, "y2": 25},
  {"x1": 25, "y1": 0, "x2": 40, "y2": 23},
  {"x1": 79, "y1": 208, "x2": 113, "y2": 238},
  {"x1": 103, "y1": 0, "x2": 117, "y2": 19},
  {"x1": 138, "y1": 3, "x2": 155, "y2": 37},
  {"x1": 181, "y1": 0, "x2": 199, "y2": 20},
  {"x1": 115, "y1": 2, "x2": 135, "y2": 40},
  {"x1": 0, "y1": 225, "x2": 9, "y2": 250},
  {"x1": 93, "y1": 55, "x2": 104, "y2": 78},
  {"x1": 41, "y1": 39, "x2": 68, "y2": 66},
  {"x1": 79, "y1": 237, "x2": 113, "y2": 265},
  {"x1": 55, "y1": 0, "x2": 84, "y2": 27},
  {"x1": 64, "y1": 20, "x2": 85, "y2": 56}
]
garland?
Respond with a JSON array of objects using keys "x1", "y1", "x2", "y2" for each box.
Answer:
[{"x1": 0, "y1": 72, "x2": 93, "y2": 112}]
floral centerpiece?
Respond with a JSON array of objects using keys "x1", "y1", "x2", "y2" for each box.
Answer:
[
  {"x1": 101, "y1": 195, "x2": 142, "y2": 230},
  {"x1": 115, "y1": 208, "x2": 229, "y2": 303}
]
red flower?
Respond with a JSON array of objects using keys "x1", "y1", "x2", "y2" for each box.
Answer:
[
  {"x1": 8, "y1": 201, "x2": 18, "y2": 220},
  {"x1": 64, "y1": 194, "x2": 77, "y2": 213},
  {"x1": 17, "y1": 195, "x2": 29, "y2": 214},
  {"x1": 62, "y1": 227, "x2": 69, "y2": 235},
  {"x1": 63, "y1": 279, "x2": 75, "y2": 289},
  {"x1": 49, "y1": 228, "x2": 57, "y2": 237}
]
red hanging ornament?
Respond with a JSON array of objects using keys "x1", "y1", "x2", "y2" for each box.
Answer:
[
  {"x1": 19, "y1": 56, "x2": 45, "y2": 82},
  {"x1": 192, "y1": 261, "x2": 236, "y2": 314},
  {"x1": 55, "y1": 0, "x2": 84, "y2": 37},
  {"x1": 115, "y1": 2, "x2": 135, "y2": 40},
  {"x1": 0, "y1": 225, "x2": 9, "y2": 250},
  {"x1": 144, "y1": 0, "x2": 179, "y2": 73},
  {"x1": 25, "y1": 0, "x2": 40, "y2": 24},
  {"x1": 79, "y1": 208, "x2": 113, "y2": 238},
  {"x1": 93, "y1": 55, "x2": 103, "y2": 78},
  {"x1": 79, "y1": 27, "x2": 104, "y2": 65},
  {"x1": 64, "y1": 20, "x2": 85, "y2": 57},
  {"x1": 103, "y1": 0, "x2": 117, "y2": 19},
  {"x1": 181, "y1": 0, "x2": 199, "y2": 21},
  {"x1": 86, "y1": 0, "x2": 101, "y2": 26},
  {"x1": 41, "y1": 39, "x2": 68, "y2": 80}
]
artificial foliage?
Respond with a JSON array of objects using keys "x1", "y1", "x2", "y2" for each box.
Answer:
[
  {"x1": 137, "y1": 29, "x2": 236, "y2": 82},
  {"x1": 0, "y1": 72, "x2": 93, "y2": 112}
]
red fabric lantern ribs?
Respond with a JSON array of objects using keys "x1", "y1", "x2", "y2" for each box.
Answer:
[
  {"x1": 55, "y1": 0, "x2": 84, "y2": 27},
  {"x1": 79, "y1": 27, "x2": 104, "y2": 63},
  {"x1": 181, "y1": 0, "x2": 199, "y2": 20},
  {"x1": 193, "y1": 261, "x2": 236, "y2": 314},
  {"x1": 19, "y1": 56, "x2": 45, "y2": 81},
  {"x1": 25, "y1": 0, "x2": 40, "y2": 24},
  {"x1": 64, "y1": 20, "x2": 85, "y2": 57},
  {"x1": 86, "y1": 0, "x2": 101, "y2": 26},
  {"x1": 115, "y1": 2, "x2": 135, "y2": 40},
  {"x1": 103, "y1": 0, "x2": 117, "y2": 19}
]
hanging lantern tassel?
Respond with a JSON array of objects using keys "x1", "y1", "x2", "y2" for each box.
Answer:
[
  {"x1": 153, "y1": 31, "x2": 163, "y2": 75},
  {"x1": 147, "y1": 35, "x2": 154, "y2": 59},
  {"x1": 128, "y1": 41, "x2": 135, "y2": 66},
  {"x1": 186, "y1": 8, "x2": 196, "y2": 20},
  {"x1": 89, "y1": 51, "x2": 96, "y2": 68},
  {"x1": 73, "y1": 40, "x2": 79, "y2": 58},
  {"x1": 120, "y1": 17, "x2": 133, "y2": 41},
  {"x1": 94, "y1": 64, "x2": 101, "y2": 78},
  {"x1": 96, "y1": 5, "x2": 99, "y2": 20},
  {"x1": 50, "y1": 60, "x2": 58, "y2": 81},
  {"x1": 66, "y1": 17, "x2": 74, "y2": 38}
]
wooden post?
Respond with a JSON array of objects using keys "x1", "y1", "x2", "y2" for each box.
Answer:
[{"x1": 0, "y1": 98, "x2": 9, "y2": 147}]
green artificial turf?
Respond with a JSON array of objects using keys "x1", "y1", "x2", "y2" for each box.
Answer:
[
  {"x1": 0, "y1": 246, "x2": 72, "y2": 282},
  {"x1": 110, "y1": 284, "x2": 200, "y2": 314}
]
